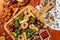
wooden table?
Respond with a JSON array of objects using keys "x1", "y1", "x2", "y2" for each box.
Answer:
[
  {"x1": 0, "y1": 0, "x2": 60, "y2": 40},
  {"x1": 47, "y1": 28, "x2": 60, "y2": 40}
]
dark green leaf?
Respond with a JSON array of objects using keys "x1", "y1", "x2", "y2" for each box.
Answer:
[
  {"x1": 26, "y1": 29, "x2": 34, "y2": 37},
  {"x1": 14, "y1": 20, "x2": 19, "y2": 25},
  {"x1": 14, "y1": 29, "x2": 20, "y2": 35},
  {"x1": 19, "y1": 15, "x2": 23, "y2": 20}
]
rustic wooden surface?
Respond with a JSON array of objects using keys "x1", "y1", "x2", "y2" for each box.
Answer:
[
  {"x1": 0, "y1": 0, "x2": 60, "y2": 40},
  {"x1": 47, "y1": 28, "x2": 60, "y2": 40}
]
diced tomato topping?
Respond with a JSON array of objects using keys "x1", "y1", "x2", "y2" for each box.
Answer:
[{"x1": 7, "y1": 23, "x2": 15, "y2": 32}]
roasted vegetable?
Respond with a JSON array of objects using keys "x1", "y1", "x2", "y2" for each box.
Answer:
[
  {"x1": 14, "y1": 29, "x2": 20, "y2": 35},
  {"x1": 19, "y1": 15, "x2": 24, "y2": 20},
  {"x1": 26, "y1": 29, "x2": 34, "y2": 37},
  {"x1": 14, "y1": 20, "x2": 19, "y2": 25},
  {"x1": 7, "y1": 24, "x2": 15, "y2": 32},
  {"x1": 29, "y1": 18, "x2": 36, "y2": 24}
]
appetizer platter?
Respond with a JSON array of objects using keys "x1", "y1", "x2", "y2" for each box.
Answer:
[
  {"x1": 4, "y1": 1, "x2": 55, "y2": 40},
  {"x1": 4, "y1": 5, "x2": 46, "y2": 40}
]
